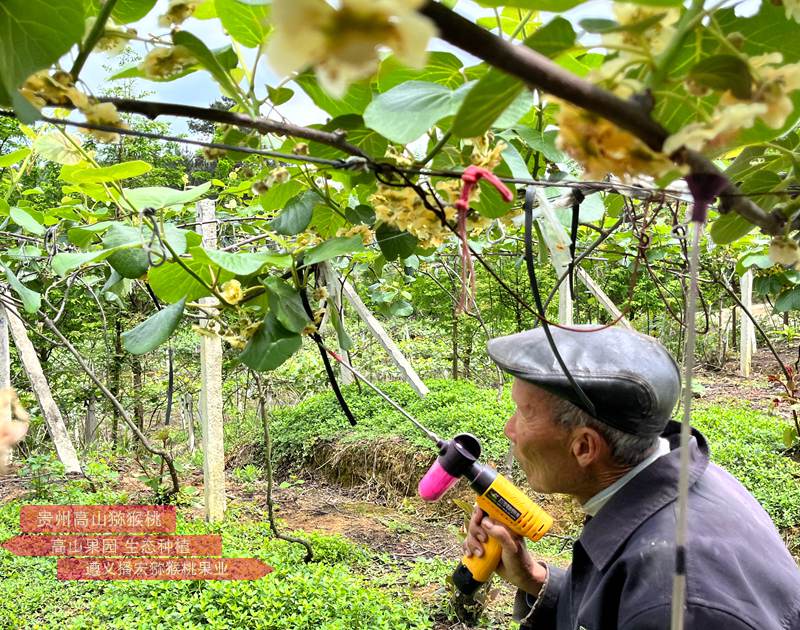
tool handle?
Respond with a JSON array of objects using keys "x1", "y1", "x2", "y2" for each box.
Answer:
[{"x1": 452, "y1": 534, "x2": 502, "y2": 595}]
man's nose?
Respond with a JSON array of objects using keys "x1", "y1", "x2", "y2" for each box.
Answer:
[{"x1": 504, "y1": 416, "x2": 515, "y2": 441}]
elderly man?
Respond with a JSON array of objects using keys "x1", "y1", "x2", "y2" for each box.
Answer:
[{"x1": 465, "y1": 325, "x2": 800, "y2": 629}]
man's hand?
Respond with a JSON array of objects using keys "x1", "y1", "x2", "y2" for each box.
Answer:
[{"x1": 464, "y1": 507, "x2": 548, "y2": 596}]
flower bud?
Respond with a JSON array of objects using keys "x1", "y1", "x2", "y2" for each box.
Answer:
[{"x1": 768, "y1": 236, "x2": 800, "y2": 267}]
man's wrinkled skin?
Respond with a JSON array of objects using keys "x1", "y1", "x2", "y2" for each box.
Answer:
[{"x1": 462, "y1": 378, "x2": 633, "y2": 596}]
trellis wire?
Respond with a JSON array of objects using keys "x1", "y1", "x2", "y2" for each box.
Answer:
[{"x1": 0, "y1": 110, "x2": 796, "y2": 201}]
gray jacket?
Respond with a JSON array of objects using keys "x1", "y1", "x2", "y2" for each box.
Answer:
[{"x1": 514, "y1": 422, "x2": 800, "y2": 629}]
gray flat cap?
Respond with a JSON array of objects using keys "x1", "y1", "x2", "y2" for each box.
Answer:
[{"x1": 487, "y1": 325, "x2": 681, "y2": 437}]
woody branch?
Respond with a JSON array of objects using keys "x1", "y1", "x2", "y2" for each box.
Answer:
[
  {"x1": 419, "y1": 0, "x2": 787, "y2": 236},
  {"x1": 98, "y1": 97, "x2": 369, "y2": 158}
]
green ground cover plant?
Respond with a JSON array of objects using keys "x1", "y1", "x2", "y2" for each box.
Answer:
[
  {"x1": 0, "y1": 489, "x2": 430, "y2": 629},
  {"x1": 268, "y1": 379, "x2": 515, "y2": 465}
]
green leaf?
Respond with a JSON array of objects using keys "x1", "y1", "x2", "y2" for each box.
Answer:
[
  {"x1": 214, "y1": 45, "x2": 238, "y2": 71},
  {"x1": 473, "y1": 177, "x2": 516, "y2": 218},
  {"x1": 386, "y1": 300, "x2": 413, "y2": 317},
  {"x1": 717, "y1": 3, "x2": 800, "y2": 63},
  {"x1": 302, "y1": 236, "x2": 366, "y2": 266},
  {"x1": 376, "y1": 223, "x2": 419, "y2": 261},
  {"x1": 269, "y1": 191, "x2": 318, "y2": 235},
  {"x1": 476, "y1": 6, "x2": 541, "y2": 40},
  {"x1": 324, "y1": 115, "x2": 389, "y2": 158},
  {"x1": 364, "y1": 81, "x2": 469, "y2": 143},
  {"x1": 783, "y1": 426, "x2": 798, "y2": 448},
  {"x1": 10, "y1": 207, "x2": 45, "y2": 235},
  {"x1": 452, "y1": 18, "x2": 575, "y2": 138},
  {"x1": 522, "y1": 16, "x2": 579, "y2": 58},
  {"x1": 193, "y1": 0, "x2": 217, "y2": 18},
  {"x1": 60, "y1": 160, "x2": 152, "y2": 184},
  {"x1": 172, "y1": 31, "x2": 243, "y2": 103},
  {"x1": 33, "y1": 133, "x2": 84, "y2": 165},
  {"x1": 67, "y1": 220, "x2": 116, "y2": 248},
  {"x1": 1, "y1": 263, "x2": 40, "y2": 313},
  {"x1": 238, "y1": 313, "x2": 302, "y2": 372},
  {"x1": 190, "y1": 247, "x2": 290, "y2": 275},
  {"x1": 123, "y1": 183, "x2": 211, "y2": 210},
  {"x1": 580, "y1": 13, "x2": 666, "y2": 34},
  {"x1": 102, "y1": 224, "x2": 150, "y2": 279},
  {"x1": 101, "y1": 268, "x2": 125, "y2": 295},
  {"x1": 264, "y1": 277, "x2": 310, "y2": 333},
  {"x1": 110, "y1": 0, "x2": 157, "y2": 23},
  {"x1": 51, "y1": 249, "x2": 113, "y2": 277},
  {"x1": 310, "y1": 202, "x2": 346, "y2": 238},
  {"x1": 578, "y1": 19, "x2": 619, "y2": 33},
  {"x1": 494, "y1": 89, "x2": 532, "y2": 129},
  {"x1": 122, "y1": 298, "x2": 186, "y2": 355},
  {"x1": 688, "y1": 55, "x2": 752, "y2": 100},
  {"x1": 345, "y1": 204, "x2": 375, "y2": 226},
  {"x1": 452, "y1": 71, "x2": 525, "y2": 138},
  {"x1": 736, "y1": 253, "x2": 772, "y2": 276},
  {"x1": 295, "y1": 72, "x2": 372, "y2": 117},
  {"x1": 328, "y1": 303, "x2": 353, "y2": 351},
  {"x1": 556, "y1": 51, "x2": 603, "y2": 78},
  {"x1": 215, "y1": 0, "x2": 271, "y2": 47},
  {"x1": 267, "y1": 85, "x2": 294, "y2": 106},
  {"x1": 512, "y1": 127, "x2": 565, "y2": 163},
  {"x1": 709, "y1": 213, "x2": 756, "y2": 245},
  {"x1": 0, "y1": 148, "x2": 30, "y2": 167},
  {"x1": 500, "y1": 142, "x2": 531, "y2": 180},
  {"x1": 377, "y1": 52, "x2": 464, "y2": 92},
  {"x1": 259, "y1": 180, "x2": 304, "y2": 211},
  {"x1": 713, "y1": 4, "x2": 800, "y2": 145},
  {"x1": 740, "y1": 169, "x2": 782, "y2": 212},
  {"x1": 0, "y1": 0, "x2": 85, "y2": 119},
  {"x1": 148, "y1": 258, "x2": 233, "y2": 303},
  {"x1": 775, "y1": 287, "x2": 800, "y2": 313}
]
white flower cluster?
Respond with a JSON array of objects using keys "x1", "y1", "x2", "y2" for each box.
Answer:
[
  {"x1": 665, "y1": 53, "x2": 800, "y2": 155},
  {"x1": 267, "y1": 0, "x2": 436, "y2": 97}
]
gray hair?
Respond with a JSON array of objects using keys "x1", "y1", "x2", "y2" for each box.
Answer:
[{"x1": 550, "y1": 396, "x2": 659, "y2": 468}]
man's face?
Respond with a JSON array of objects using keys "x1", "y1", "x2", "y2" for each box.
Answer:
[{"x1": 505, "y1": 379, "x2": 578, "y2": 494}]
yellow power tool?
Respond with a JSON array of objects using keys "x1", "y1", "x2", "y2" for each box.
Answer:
[{"x1": 418, "y1": 433, "x2": 552, "y2": 594}]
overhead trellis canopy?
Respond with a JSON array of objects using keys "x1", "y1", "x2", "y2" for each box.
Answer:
[{"x1": 1, "y1": 1, "x2": 799, "y2": 625}]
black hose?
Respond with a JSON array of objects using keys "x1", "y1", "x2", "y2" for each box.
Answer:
[
  {"x1": 524, "y1": 186, "x2": 598, "y2": 418},
  {"x1": 299, "y1": 279, "x2": 357, "y2": 426},
  {"x1": 568, "y1": 189, "x2": 584, "y2": 300}
]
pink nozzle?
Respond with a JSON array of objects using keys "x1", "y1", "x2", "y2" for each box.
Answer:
[{"x1": 418, "y1": 460, "x2": 460, "y2": 502}]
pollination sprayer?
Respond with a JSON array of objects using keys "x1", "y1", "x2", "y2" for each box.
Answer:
[{"x1": 326, "y1": 349, "x2": 553, "y2": 595}]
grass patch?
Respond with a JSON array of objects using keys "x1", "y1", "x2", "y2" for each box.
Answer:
[
  {"x1": 0, "y1": 488, "x2": 431, "y2": 629},
  {"x1": 691, "y1": 404, "x2": 800, "y2": 530}
]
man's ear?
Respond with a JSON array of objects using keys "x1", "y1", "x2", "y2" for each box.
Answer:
[{"x1": 569, "y1": 427, "x2": 607, "y2": 468}]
